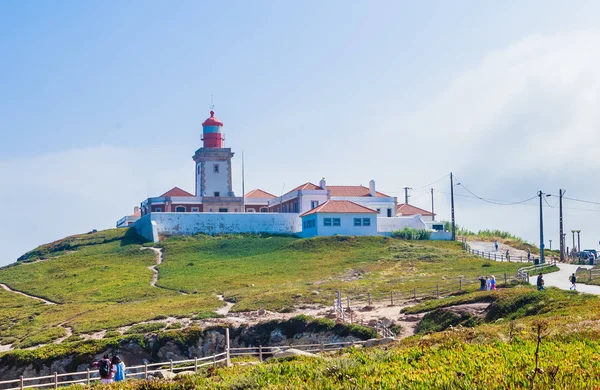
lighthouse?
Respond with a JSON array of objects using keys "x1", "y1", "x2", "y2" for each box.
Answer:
[{"x1": 192, "y1": 110, "x2": 244, "y2": 212}]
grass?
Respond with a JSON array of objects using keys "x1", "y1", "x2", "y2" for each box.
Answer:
[{"x1": 0, "y1": 230, "x2": 525, "y2": 348}]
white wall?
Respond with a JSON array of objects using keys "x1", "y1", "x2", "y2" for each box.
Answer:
[
  {"x1": 134, "y1": 212, "x2": 302, "y2": 240},
  {"x1": 431, "y1": 231, "x2": 453, "y2": 240},
  {"x1": 203, "y1": 160, "x2": 231, "y2": 196},
  {"x1": 309, "y1": 213, "x2": 377, "y2": 237},
  {"x1": 329, "y1": 196, "x2": 397, "y2": 216},
  {"x1": 377, "y1": 215, "x2": 428, "y2": 232}
]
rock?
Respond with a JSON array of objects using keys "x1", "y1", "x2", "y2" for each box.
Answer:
[
  {"x1": 364, "y1": 337, "x2": 395, "y2": 348},
  {"x1": 157, "y1": 342, "x2": 186, "y2": 361},
  {"x1": 311, "y1": 291, "x2": 319, "y2": 295},
  {"x1": 175, "y1": 371, "x2": 196, "y2": 378},
  {"x1": 293, "y1": 293, "x2": 303, "y2": 298},
  {"x1": 155, "y1": 370, "x2": 176, "y2": 380},
  {"x1": 269, "y1": 348, "x2": 320, "y2": 360},
  {"x1": 269, "y1": 329, "x2": 284, "y2": 343},
  {"x1": 257, "y1": 309, "x2": 266, "y2": 315}
]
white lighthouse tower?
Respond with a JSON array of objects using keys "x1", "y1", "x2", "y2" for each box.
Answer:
[{"x1": 192, "y1": 110, "x2": 243, "y2": 212}]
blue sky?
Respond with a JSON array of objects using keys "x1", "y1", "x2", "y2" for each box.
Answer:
[{"x1": 1, "y1": 1, "x2": 600, "y2": 264}]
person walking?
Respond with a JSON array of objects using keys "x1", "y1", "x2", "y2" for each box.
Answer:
[
  {"x1": 479, "y1": 276, "x2": 486, "y2": 291},
  {"x1": 527, "y1": 248, "x2": 531, "y2": 262},
  {"x1": 92, "y1": 354, "x2": 116, "y2": 384},
  {"x1": 506, "y1": 249, "x2": 510, "y2": 262},
  {"x1": 494, "y1": 241, "x2": 499, "y2": 251},
  {"x1": 112, "y1": 355, "x2": 126, "y2": 382},
  {"x1": 486, "y1": 276, "x2": 491, "y2": 291},
  {"x1": 569, "y1": 273, "x2": 577, "y2": 290},
  {"x1": 537, "y1": 273, "x2": 545, "y2": 291},
  {"x1": 490, "y1": 275, "x2": 497, "y2": 290}
]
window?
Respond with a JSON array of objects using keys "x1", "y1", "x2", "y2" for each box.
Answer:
[
  {"x1": 218, "y1": 208, "x2": 228, "y2": 213},
  {"x1": 214, "y1": 192, "x2": 220, "y2": 197},
  {"x1": 260, "y1": 207, "x2": 268, "y2": 213},
  {"x1": 246, "y1": 208, "x2": 256, "y2": 213},
  {"x1": 324, "y1": 218, "x2": 332, "y2": 226},
  {"x1": 191, "y1": 207, "x2": 199, "y2": 212},
  {"x1": 304, "y1": 219, "x2": 315, "y2": 229},
  {"x1": 311, "y1": 201, "x2": 319, "y2": 209},
  {"x1": 154, "y1": 207, "x2": 162, "y2": 212},
  {"x1": 175, "y1": 206, "x2": 186, "y2": 212},
  {"x1": 213, "y1": 164, "x2": 219, "y2": 173},
  {"x1": 293, "y1": 202, "x2": 298, "y2": 213},
  {"x1": 387, "y1": 208, "x2": 392, "y2": 217},
  {"x1": 363, "y1": 218, "x2": 371, "y2": 226},
  {"x1": 333, "y1": 218, "x2": 341, "y2": 226},
  {"x1": 376, "y1": 208, "x2": 381, "y2": 213},
  {"x1": 354, "y1": 218, "x2": 362, "y2": 226}
]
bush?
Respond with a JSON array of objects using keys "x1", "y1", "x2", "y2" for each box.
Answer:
[
  {"x1": 125, "y1": 323, "x2": 165, "y2": 334},
  {"x1": 192, "y1": 312, "x2": 224, "y2": 320},
  {"x1": 391, "y1": 228, "x2": 431, "y2": 240}
]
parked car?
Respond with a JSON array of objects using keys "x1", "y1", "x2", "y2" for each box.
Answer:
[{"x1": 583, "y1": 249, "x2": 598, "y2": 259}]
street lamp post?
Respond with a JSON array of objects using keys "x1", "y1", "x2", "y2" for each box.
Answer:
[
  {"x1": 549, "y1": 240, "x2": 552, "y2": 251},
  {"x1": 572, "y1": 230, "x2": 576, "y2": 256},
  {"x1": 576, "y1": 230, "x2": 581, "y2": 254}
]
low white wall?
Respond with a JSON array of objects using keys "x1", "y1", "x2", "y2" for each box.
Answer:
[
  {"x1": 377, "y1": 215, "x2": 428, "y2": 232},
  {"x1": 134, "y1": 214, "x2": 159, "y2": 242},
  {"x1": 431, "y1": 231, "x2": 453, "y2": 241},
  {"x1": 134, "y1": 212, "x2": 302, "y2": 240}
]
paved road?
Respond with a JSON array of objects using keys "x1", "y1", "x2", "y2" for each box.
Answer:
[{"x1": 529, "y1": 263, "x2": 600, "y2": 295}]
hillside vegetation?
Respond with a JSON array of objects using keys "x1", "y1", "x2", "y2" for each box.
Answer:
[
  {"x1": 62, "y1": 286, "x2": 600, "y2": 389},
  {"x1": 0, "y1": 229, "x2": 523, "y2": 348}
]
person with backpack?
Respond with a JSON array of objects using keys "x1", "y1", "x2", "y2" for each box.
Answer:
[
  {"x1": 569, "y1": 273, "x2": 577, "y2": 290},
  {"x1": 112, "y1": 355, "x2": 126, "y2": 382},
  {"x1": 537, "y1": 273, "x2": 545, "y2": 291},
  {"x1": 92, "y1": 354, "x2": 116, "y2": 384}
]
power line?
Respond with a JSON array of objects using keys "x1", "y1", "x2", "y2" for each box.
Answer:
[
  {"x1": 563, "y1": 196, "x2": 600, "y2": 206},
  {"x1": 452, "y1": 175, "x2": 538, "y2": 205},
  {"x1": 413, "y1": 174, "x2": 450, "y2": 191}
]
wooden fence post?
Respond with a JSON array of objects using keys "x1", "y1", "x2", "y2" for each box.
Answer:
[
  {"x1": 347, "y1": 296, "x2": 350, "y2": 310},
  {"x1": 459, "y1": 278, "x2": 462, "y2": 291},
  {"x1": 144, "y1": 362, "x2": 148, "y2": 379},
  {"x1": 368, "y1": 292, "x2": 371, "y2": 306},
  {"x1": 259, "y1": 345, "x2": 263, "y2": 362},
  {"x1": 436, "y1": 285, "x2": 439, "y2": 299},
  {"x1": 226, "y1": 327, "x2": 231, "y2": 367},
  {"x1": 504, "y1": 273, "x2": 507, "y2": 285},
  {"x1": 590, "y1": 269, "x2": 593, "y2": 281},
  {"x1": 390, "y1": 291, "x2": 394, "y2": 306},
  {"x1": 86, "y1": 368, "x2": 90, "y2": 385},
  {"x1": 169, "y1": 359, "x2": 173, "y2": 373},
  {"x1": 195, "y1": 357, "x2": 198, "y2": 372},
  {"x1": 19, "y1": 376, "x2": 23, "y2": 390},
  {"x1": 54, "y1": 372, "x2": 58, "y2": 390},
  {"x1": 213, "y1": 353, "x2": 217, "y2": 368},
  {"x1": 413, "y1": 288, "x2": 416, "y2": 300},
  {"x1": 321, "y1": 342, "x2": 324, "y2": 352},
  {"x1": 494, "y1": 253, "x2": 497, "y2": 261}
]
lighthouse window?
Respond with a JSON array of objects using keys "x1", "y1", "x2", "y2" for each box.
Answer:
[{"x1": 213, "y1": 164, "x2": 219, "y2": 173}]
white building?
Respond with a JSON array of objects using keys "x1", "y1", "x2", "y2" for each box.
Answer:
[{"x1": 298, "y1": 200, "x2": 378, "y2": 238}]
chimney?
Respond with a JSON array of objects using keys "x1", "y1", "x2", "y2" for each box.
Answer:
[
  {"x1": 369, "y1": 180, "x2": 376, "y2": 197},
  {"x1": 134, "y1": 206, "x2": 140, "y2": 214},
  {"x1": 320, "y1": 177, "x2": 326, "y2": 190}
]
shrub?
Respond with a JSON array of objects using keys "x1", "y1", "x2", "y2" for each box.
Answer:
[
  {"x1": 125, "y1": 323, "x2": 165, "y2": 334},
  {"x1": 391, "y1": 228, "x2": 432, "y2": 240}
]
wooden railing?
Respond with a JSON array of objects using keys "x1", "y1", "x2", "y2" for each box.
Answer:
[
  {"x1": 0, "y1": 330, "x2": 232, "y2": 390},
  {"x1": 229, "y1": 341, "x2": 367, "y2": 361}
]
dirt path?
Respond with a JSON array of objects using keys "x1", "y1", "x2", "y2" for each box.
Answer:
[
  {"x1": 141, "y1": 247, "x2": 163, "y2": 287},
  {"x1": 0, "y1": 283, "x2": 57, "y2": 305},
  {"x1": 216, "y1": 295, "x2": 235, "y2": 316},
  {"x1": 467, "y1": 240, "x2": 531, "y2": 262},
  {"x1": 53, "y1": 325, "x2": 73, "y2": 344}
]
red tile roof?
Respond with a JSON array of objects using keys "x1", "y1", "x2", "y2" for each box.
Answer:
[
  {"x1": 396, "y1": 203, "x2": 435, "y2": 217},
  {"x1": 327, "y1": 185, "x2": 390, "y2": 198},
  {"x1": 300, "y1": 200, "x2": 378, "y2": 217},
  {"x1": 289, "y1": 182, "x2": 324, "y2": 192},
  {"x1": 245, "y1": 189, "x2": 276, "y2": 199},
  {"x1": 160, "y1": 187, "x2": 195, "y2": 197}
]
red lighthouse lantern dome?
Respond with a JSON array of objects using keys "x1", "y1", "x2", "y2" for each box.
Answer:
[{"x1": 202, "y1": 110, "x2": 224, "y2": 148}]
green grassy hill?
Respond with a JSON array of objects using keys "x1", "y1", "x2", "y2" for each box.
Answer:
[{"x1": 0, "y1": 229, "x2": 523, "y2": 349}]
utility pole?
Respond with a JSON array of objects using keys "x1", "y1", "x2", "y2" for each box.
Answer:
[
  {"x1": 403, "y1": 187, "x2": 411, "y2": 204},
  {"x1": 538, "y1": 190, "x2": 546, "y2": 264},
  {"x1": 430, "y1": 188, "x2": 435, "y2": 221},
  {"x1": 559, "y1": 189, "x2": 565, "y2": 262},
  {"x1": 549, "y1": 240, "x2": 552, "y2": 250},
  {"x1": 450, "y1": 173, "x2": 455, "y2": 241}
]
